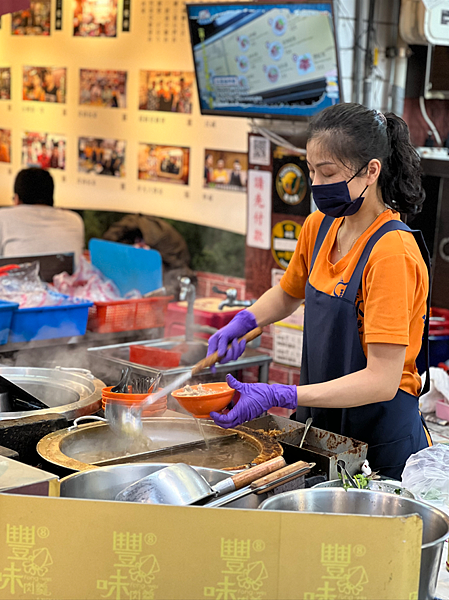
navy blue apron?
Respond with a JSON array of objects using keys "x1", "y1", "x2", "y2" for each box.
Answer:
[{"x1": 296, "y1": 216, "x2": 432, "y2": 480}]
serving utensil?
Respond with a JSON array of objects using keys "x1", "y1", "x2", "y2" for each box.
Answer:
[
  {"x1": 337, "y1": 459, "x2": 357, "y2": 488},
  {"x1": 105, "y1": 326, "x2": 263, "y2": 437},
  {"x1": 111, "y1": 368, "x2": 131, "y2": 393},
  {"x1": 298, "y1": 417, "x2": 313, "y2": 449},
  {"x1": 205, "y1": 460, "x2": 315, "y2": 507},
  {"x1": 115, "y1": 455, "x2": 286, "y2": 505}
]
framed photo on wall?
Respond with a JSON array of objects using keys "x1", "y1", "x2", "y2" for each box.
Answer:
[
  {"x1": 138, "y1": 143, "x2": 190, "y2": 185},
  {"x1": 78, "y1": 137, "x2": 126, "y2": 177},
  {"x1": 138, "y1": 71, "x2": 194, "y2": 114},
  {"x1": 204, "y1": 149, "x2": 248, "y2": 192},
  {"x1": 21, "y1": 132, "x2": 66, "y2": 169},
  {"x1": 22, "y1": 66, "x2": 66, "y2": 103},
  {"x1": 11, "y1": 0, "x2": 51, "y2": 35},
  {"x1": 0, "y1": 69, "x2": 11, "y2": 100},
  {"x1": 73, "y1": 0, "x2": 117, "y2": 37},
  {"x1": 0, "y1": 129, "x2": 11, "y2": 163},
  {"x1": 79, "y1": 69, "x2": 127, "y2": 108}
]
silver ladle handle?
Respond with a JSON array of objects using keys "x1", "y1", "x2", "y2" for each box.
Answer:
[
  {"x1": 71, "y1": 416, "x2": 107, "y2": 429},
  {"x1": 132, "y1": 370, "x2": 192, "y2": 414}
]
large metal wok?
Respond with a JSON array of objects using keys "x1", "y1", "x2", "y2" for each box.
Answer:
[
  {"x1": 37, "y1": 417, "x2": 284, "y2": 473},
  {"x1": 0, "y1": 366, "x2": 103, "y2": 421}
]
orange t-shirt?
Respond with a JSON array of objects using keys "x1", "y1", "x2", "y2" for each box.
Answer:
[{"x1": 280, "y1": 209, "x2": 429, "y2": 396}]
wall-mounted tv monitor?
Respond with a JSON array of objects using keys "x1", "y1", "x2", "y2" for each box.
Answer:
[{"x1": 186, "y1": 1, "x2": 340, "y2": 119}]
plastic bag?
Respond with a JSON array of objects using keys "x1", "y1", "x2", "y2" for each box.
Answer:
[
  {"x1": 402, "y1": 445, "x2": 449, "y2": 513},
  {"x1": 0, "y1": 262, "x2": 64, "y2": 308},
  {"x1": 419, "y1": 367, "x2": 449, "y2": 413},
  {"x1": 52, "y1": 256, "x2": 130, "y2": 302}
]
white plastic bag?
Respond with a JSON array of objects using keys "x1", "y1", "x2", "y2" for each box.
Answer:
[
  {"x1": 0, "y1": 262, "x2": 64, "y2": 308},
  {"x1": 402, "y1": 445, "x2": 449, "y2": 513},
  {"x1": 419, "y1": 367, "x2": 449, "y2": 413},
  {"x1": 52, "y1": 256, "x2": 127, "y2": 302}
]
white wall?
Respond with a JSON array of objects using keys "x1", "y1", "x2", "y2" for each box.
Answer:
[{"x1": 0, "y1": 0, "x2": 401, "y2": 236}]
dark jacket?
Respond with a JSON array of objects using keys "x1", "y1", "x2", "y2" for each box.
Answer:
[{"x1": 103, "y1": 214, "x2": 194, "y2": 297}]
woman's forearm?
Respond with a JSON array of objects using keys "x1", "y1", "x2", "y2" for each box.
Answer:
[
  {"x1": 247, "y1": 284, "x2": 303, "y2": 328},
  {"x1": 296, "y1": 369, "x2": 393, "y2": 409}
]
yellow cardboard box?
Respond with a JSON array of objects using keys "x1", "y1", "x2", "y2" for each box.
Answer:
[{"x1": 0, "y1": 493, "x2": 421, "y2": 599}]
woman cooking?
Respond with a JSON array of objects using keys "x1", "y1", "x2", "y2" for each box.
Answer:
[{"x1": 207, "y1": 103, "x2": 432, "y2": 480}]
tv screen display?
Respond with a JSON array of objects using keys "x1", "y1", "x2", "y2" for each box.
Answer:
[{"x1": 186, "y1": 2, "x2": 340, "y2": 119}]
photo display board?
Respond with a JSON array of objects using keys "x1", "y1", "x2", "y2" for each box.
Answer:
[{"x1": 0, "y1": 0, "x2": 249, "y2": 234}]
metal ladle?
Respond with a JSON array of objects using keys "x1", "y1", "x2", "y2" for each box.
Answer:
[{"x1": 105, "y1": 326, "x2": 264, "y2": 437}]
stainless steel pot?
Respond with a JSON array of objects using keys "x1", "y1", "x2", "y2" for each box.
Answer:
[
  {"x1": 59, "y1": 463, "x2": 268, "y2": 509},
  {"x1": 0, "y1": 366, "x2": 104, "y2": 420},
  {"x1": 313, "y1": 478, "x2": 415, "y2": 498},
  {"x1": 259, "y1": 488, "x2": 449, "y2": 600}
]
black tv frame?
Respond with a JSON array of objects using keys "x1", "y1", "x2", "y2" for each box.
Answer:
[{"x1": 186, "y1": 0, "x2": 342, "y2": 120}]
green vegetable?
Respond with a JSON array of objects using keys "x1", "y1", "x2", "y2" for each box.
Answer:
[
  {"x1": 338, "y1": 472, "x2": 372, "y2": 492},
  {"x1": 353, "y1": 474, "x2": 370, "y2": 489}
]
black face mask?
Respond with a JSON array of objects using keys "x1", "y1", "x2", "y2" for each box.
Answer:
[{"x1": 312, "y1": 164, "x2": 369, "y2": 218}]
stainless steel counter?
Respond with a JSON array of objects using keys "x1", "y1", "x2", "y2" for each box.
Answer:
[{"x1": 88, "y1": 336, "x2": 272, "y2": 382}]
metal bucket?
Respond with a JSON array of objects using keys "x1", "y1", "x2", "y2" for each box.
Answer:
[
  {"x1": 59, "y1": 463, "x2": 268, "y2": 509},
  {"x1": 259, "y1": 488, "x2": 449, "y2": 600}
]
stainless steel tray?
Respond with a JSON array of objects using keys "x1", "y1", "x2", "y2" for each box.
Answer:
[{"x1": 246, "y1": 414, "x2": 368, "y2": 480}]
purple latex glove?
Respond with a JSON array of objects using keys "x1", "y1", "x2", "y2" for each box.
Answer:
[
  {"x1": 207, "y1": 310, "x2": 258, "y2": 372},
  {"x1": 210, "y1": 374, "x2": 298, "y2": 429}
]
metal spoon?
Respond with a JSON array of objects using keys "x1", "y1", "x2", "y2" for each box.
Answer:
[{"x1": 298, "y1": 417, "x2": 313, "y2": 449}]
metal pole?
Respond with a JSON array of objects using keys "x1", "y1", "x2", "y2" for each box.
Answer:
[
  {"x1": 363, "y1": 0, "x2": 376, "y2": 108},
  {"x1": 353, "y1": 0, "x2": 364, "y2": 104}
]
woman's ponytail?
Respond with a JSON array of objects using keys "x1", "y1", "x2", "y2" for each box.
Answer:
[
  {"x1": 379, "y1": 113, "x2": 425, "y2": 216},
  {"x1": 308, "y1": 104, "x2": 426, "y2": 217}
]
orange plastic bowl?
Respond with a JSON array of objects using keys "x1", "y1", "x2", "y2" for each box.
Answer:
[
  {"x1": 171, "y1": 382, "x2": 235, "y2": 419},
  {"x1": 102, "y1": 401, "x2": 167, "y2": 418},
  {"x1": 102, "y1": 386, "x2": 167, "y2": 405},
  {"x1": 101, "y1": 386, "x2": 167, "y2": 417}
]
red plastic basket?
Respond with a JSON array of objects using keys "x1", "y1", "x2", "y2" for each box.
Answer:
[{"x1": 87, "y1": 296, "x2": 173, "y2": 334}]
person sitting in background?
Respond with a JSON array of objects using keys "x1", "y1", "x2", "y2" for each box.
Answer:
[
  {"x1": 0, "y1": 168, "x2": 85, "y2": 265},
  {"x1": 103, "y1": 213, "x2": 194, "y2": 298}
]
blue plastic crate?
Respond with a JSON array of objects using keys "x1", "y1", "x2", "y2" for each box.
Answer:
[
  {"x1": 9, "y1": 294, "x2": 93, "y2": 343},
  {"x1": 0, "y1": 300, "x2": 19, "y2": 345}
]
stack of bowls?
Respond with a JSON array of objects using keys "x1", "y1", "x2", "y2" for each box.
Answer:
[{"x1": 101, "y1": 386, "x2": 167, "y2": 417}]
